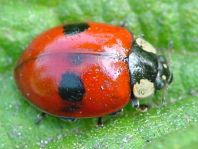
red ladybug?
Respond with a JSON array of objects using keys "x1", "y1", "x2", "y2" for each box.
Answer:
[{"x1": 14, "y1": 22, "x2": 173, "y2": 125}]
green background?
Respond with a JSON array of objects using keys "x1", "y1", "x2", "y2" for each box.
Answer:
[{"x1": 0, "y1": 0, "x2": 197, "y2": 148}]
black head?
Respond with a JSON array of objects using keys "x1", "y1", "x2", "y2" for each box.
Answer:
[
  {"x1": 128, "y1": 38, "x2": 173, "y2": 98},
  {"x1": 155, "y1": 55, "x2": 173, "y2": 90}
]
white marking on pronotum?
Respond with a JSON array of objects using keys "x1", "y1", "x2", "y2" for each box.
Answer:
[
  {"x1": 133, "y1": 79, "x2": 155, "y2": 98},
  {"x1": 136, "y1": 38, "x2": 157, "y2": 54}
]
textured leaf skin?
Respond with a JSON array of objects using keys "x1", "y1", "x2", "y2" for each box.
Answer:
[{"x1": 0, "y1": 0, "x2": 197, "y2": 148}]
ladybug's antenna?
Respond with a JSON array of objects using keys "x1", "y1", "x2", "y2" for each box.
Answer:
[{"x1": 167, "y1": 40, "x2": 174, "y2": 66}]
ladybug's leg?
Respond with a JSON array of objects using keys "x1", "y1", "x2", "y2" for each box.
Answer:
[
  {"x1": 109, "y1": 109, "x2": 123, "y2": 116},
  {"x1": 131, "y1": 97, "x2": 140, "y2": 109},
  {"x1": 120, "y1": 21, "x2": 127, "y2": 28},
  {"x1": 35, "y1": 112, "x2": 46, "y2": 124},
  {"x1": 60, "y1": 117, "x2": 76, "y2": 122},
  {"x1": 131, "y1": 97, "x2": 150, "y2": 112},
  {"x1": 97, "y1": 117, "x2": 103, "y2": 126}
]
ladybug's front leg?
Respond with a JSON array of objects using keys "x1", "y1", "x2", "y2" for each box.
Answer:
[
  {"x1": 131, "y1": 97, "x2": 150, "y2": 112},
  {"x1": 131, "y1": 96, "x2": 139, "y2": 109}
]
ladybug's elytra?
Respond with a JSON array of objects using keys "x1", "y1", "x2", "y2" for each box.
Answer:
[{"x1": 14, "y1": 22, "x2": 173, "y2": 125}]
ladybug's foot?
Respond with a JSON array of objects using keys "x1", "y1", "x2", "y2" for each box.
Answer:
[
  {"x1": 138, "y1": 104, "x2": 150, "y2": 112},
  {"x1": 35, "y1": 112, "x2": 46, "y2": 124},
  {"x1": 97, "y1": 117, "x2": 103, "y2": 127},
  {"x1": 131, "y1": 98, "x2": 150, "y2": 112}
]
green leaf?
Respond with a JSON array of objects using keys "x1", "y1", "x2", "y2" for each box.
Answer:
[{"x1": 0, "y1": 0, "x2": 197, "y2": 148}]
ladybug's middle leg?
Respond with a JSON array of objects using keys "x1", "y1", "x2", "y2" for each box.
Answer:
[
  {"x1": 35, "y1": 112, "x2": 46, "y2": 124},
  {"x1": 97, "y1": 117, "x2": 103, "y2": 127},
  {"x1": 60, "y1": 117, "x2": 76, "y2": 122}
]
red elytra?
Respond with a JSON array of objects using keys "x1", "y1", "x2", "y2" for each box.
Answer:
[{"x1": 14, "y1": 22, "x2": 134, "y2": 118}]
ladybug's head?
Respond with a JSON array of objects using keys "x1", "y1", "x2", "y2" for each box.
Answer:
[
  {"x1": 129, "y1": 38, "x2": 173, "y2": 99},
  {"x1": 155, "y1": 55, "x2": 173, "y2": 90}
]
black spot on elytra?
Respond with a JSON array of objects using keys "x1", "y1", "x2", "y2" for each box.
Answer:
[
  {"x1": 58, "y1": 72, "x2": 85, "y2": 102},
  {"x1": 63, "y1": 23, "x2": 89, "y2": 35}
]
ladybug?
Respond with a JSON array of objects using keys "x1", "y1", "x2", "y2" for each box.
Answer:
[{"x1": 14, "y1": 22, "x2": 173, "y2": 125}]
